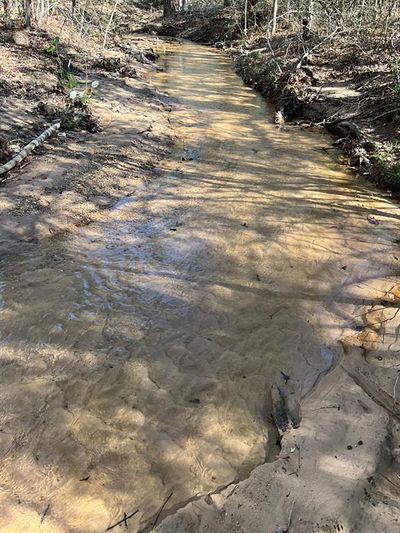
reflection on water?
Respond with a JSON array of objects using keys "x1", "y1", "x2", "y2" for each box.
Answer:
[{"x1": 0, "y1": 40, "x2": 399, "y2": 531}]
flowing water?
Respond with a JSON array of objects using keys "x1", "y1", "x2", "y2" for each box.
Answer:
[{"x1": 0, "y1": 40, "x2": 399, "y2": 532}]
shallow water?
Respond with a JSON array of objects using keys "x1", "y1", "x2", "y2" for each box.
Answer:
[{"x1": 0, "y1": 40, "x2": 399, "y2": 532}]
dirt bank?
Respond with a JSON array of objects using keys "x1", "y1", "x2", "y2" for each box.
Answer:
[
  {"x1": 0, "y1": 26, "x2": 174, "y2": 255},
  {"x1": 147, "y1": 11, "x2": 400, "y2": 195}
]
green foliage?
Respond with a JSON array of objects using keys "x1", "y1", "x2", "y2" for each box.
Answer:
[
  {"x1": 380, "y1": 164, "x2": 400, "y2": 188},
  {"x1": 77, "y1": 88, "x2": 92, "y2": 106},
  {"x1": 67, "y1": 110, "x2": 88, "y2": 129},
  {"x1": 47, "y1": 36, "x2": 60, "y2": 54},
  {"x1": 372, "y1": 150, "x2": 400, "y2": 191},
  {"x1": 44, "y1": 34, "x2": 99, "y2": 131},
  {"x1": 390, "y1": 165, "x2": 400, "y2": 182},
  {"x1": 372, "y1": 150, "x2": 386, "y2": 164},
  {"x1": 65, "y1": 72, "x2": 79, "y2": 89},
  {"x1": 68, "y1": 81, "x2": 99, "y2": 108}
]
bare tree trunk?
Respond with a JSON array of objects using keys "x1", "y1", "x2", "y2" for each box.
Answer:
[
  {"x1": 286, "y1": 0, "x2": 292, "y2": 26},
  {"x1": 102, "y1": 0, "x2": 119, "y2": 48},
  {"x1": 3, "y1": 0, "x2": 9, "y2": 18},
  {"x1": 271, "y1": 0, "x2": 278, "y2": 34},
  {"x1": 244, "y1": 0, "x2": 248, "y2": 33},
  {"x1": 307, "y1": 0, "x2": 314, "y2": 28},
  {"x1": 24, "y1": 0, "x2": 33, "y2": 28},
  {"x1": 163, "y1": 0, "x2": 176, "y2": 17},
  {"x1": 80, "y1": 0, "x2": 88, "y2": 34},
  {"x1": 383, "y1": 0, "x2": 398, "y2": 41}
]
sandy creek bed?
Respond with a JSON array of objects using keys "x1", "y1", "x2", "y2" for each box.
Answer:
[{"x1": 0, "y1": 40, "x2": 399, "y2": 532}]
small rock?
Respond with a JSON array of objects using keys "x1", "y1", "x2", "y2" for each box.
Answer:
[
  {"x1": 274, "y1": 110, "x2": 285, "y2": 125},
  {"x1": 367, "y1": 214, "x2": 379, "y2": 225},
  {"x1": 12, "y1": 30, "x2": 29, "y2": 46}
]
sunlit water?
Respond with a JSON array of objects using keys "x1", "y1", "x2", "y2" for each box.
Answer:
[{"x1": 0, "y1": 40, "x2": 399, "y2": 532}]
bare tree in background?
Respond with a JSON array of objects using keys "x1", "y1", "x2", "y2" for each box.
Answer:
[
  {"x1": 24, "y1": 0, "x2": 32, "y2": 27},
  {"x1": 102, "y1": 0, "x2": 119, "y2": 47},
  {"x1": 1, "y1": 0, "x2": 399, "y2": 52},
  {"x1": 3, "y1": 0, "x2": 9, "y2": 18},
  {"x1": 271, "y1": 0, "x2": 278, "y2": 34},
  {"x1": 163, "y1": 0, "x2": 177, "y2": 16},
  {"x1": 307, "y1": 0, "x2": 314, "y2": 28}
]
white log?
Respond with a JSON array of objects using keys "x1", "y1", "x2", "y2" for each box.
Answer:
[{"x1": 0, "y1": 121, "x2": 61, "y2": 178}]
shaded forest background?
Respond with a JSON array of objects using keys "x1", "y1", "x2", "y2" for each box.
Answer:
[{"x1": 1, "y1": 1, "x2": 400, "y2": 44}]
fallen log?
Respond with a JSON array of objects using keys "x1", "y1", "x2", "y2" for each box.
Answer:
[{"x1": 0, "y1": 122, "x2": 60, "y2": 178}]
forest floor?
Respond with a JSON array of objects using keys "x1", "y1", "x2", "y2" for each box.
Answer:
[
  {"x1": 147, "y1": 9, "x2": 400, "y2": 195},
  {"x1": 0, "y1": 21, "x2": 175, "y2": 255}
]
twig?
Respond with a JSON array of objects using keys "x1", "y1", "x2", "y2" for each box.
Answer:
[
  {"x1": 153, "y1": 492, "x2": 173, "y2": 528},
  {"x1": 105, "y1": 509, "x2": 138, "y2": 531},
  {"x1": 367, "y1": 307, "x2": 400, "y2": 329},
  {"x1": 287, "y1": 499, "x2": 295, "y2": 530},
  {"x1": 102, "y1": 0, "x2": 120, "y2": 49},
  {"x1": 346, "y1": 306, "x2": 400, "y2": 334},
  {"x1": 379, "y1": 472, "x2": 400, "y2": 489},
  {"x1": 296, "y1": 27, "x2": 345, "y2": 69},
  {"x1": 40, "y1": 504, "x2": 50, "y2": 524},
  {"x1": 372, "y1": 107, "x2": 400, "y2": 122}
]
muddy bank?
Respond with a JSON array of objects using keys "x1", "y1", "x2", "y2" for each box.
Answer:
[
  {"x1": 233, "y1": 38, "x2": 400, "y2": 194},
  {"x1": 0, "y1": 28, "x2": 174, "y2": 254},
  {"x1": 147, "y1": 12, "x2": 400, "y2": 194}
]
